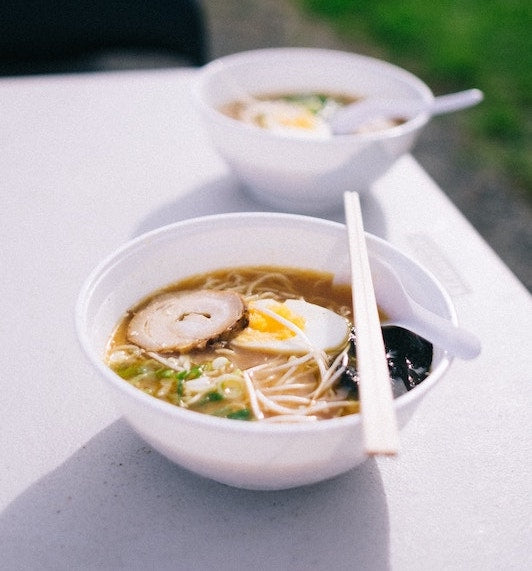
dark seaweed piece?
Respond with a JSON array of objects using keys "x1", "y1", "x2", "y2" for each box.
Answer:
[
  {"x1": 338, "y1": 328, "x2": 360, "y2": 399},
  {"x1": 339, "y1": 326, "x2": 433, "y2": 399}
]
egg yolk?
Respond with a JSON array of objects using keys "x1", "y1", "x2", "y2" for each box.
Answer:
[
  {"x1": 280, "y1": 113, "x2": 316, "y2": 130},
  {"x1": 248, "y1": 302, "x2": 305, "y2": 339}
]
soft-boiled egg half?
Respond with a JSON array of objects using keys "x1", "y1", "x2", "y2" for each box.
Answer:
[
  {"x1": 232, "y1": 298, "x2": 350, "y2": 354},
  {"x1": 239, "y1": 100, "x2": 332, "y2": 139}
]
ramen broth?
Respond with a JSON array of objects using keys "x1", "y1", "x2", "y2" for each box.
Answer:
[
  {"x1": 220, "y1": 92, "x2": 406, "y2": 136},
  {"x1": 106, "y1": 266, "x2": 432, "y2": 422}
]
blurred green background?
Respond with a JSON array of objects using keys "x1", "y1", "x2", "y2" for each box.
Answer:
[{"x1": 297, "y1": 0, "x2": 531, "y2": 199}]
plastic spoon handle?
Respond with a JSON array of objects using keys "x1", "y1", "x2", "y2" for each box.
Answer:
[
  {"x1": 387, "y1": 298, "x2": 482, "y2": 360},
  {"x1": 431, "y1": 88, "x2": 484, "y2": 115},
  {"x1": 330, "y1": 88, "x2": 483, "y2": 135},
  {"x1": 371, "y1": 258, "x2": 481, "y2": 360}
]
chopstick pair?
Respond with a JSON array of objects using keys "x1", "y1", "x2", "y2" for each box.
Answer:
[{"x1": 344, "y1": 191, "x2": 399, "y2": 456}]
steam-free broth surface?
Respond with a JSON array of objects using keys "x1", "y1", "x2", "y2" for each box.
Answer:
[
  {"x1": 220, "y1": 92, "x2": 406, "y2": 138},
  {"x1": 106, "y1": 266, "x2": 432, "y2": 422}
]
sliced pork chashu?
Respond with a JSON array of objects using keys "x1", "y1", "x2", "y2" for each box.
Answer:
[{"x1": 127, "y1": 290, "x2": 247, "y2": 353}]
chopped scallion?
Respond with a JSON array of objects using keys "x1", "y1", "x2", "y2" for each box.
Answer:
[{"x1": 226, "y1": 409, "x2": 252, "y2": 420}]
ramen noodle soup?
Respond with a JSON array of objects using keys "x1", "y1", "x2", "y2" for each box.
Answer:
[
  {"x1": 220, "y1": 92, "x2": 406, "y2": 139},
  {"x1": 106, "y1": 266, "x2": 432, "y2": 422}
]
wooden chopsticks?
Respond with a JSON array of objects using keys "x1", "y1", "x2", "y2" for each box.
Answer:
[{"x1": 344, "y1": 191, "x2": 399, "y2": 455}]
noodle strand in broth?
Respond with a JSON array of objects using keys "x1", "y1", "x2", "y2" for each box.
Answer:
[{"x1": 106, "y1": 266, "x2": 432, "y2": 422}]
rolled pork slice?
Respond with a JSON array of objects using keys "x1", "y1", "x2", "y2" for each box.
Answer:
[{"x1": 127, "y1": 290, "x2": 247, "y2": 353}]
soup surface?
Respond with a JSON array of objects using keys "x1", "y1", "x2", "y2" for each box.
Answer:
[
  {"x1": 106, "y1": 266, "x2": 432, "y2": 422},
  {"x1": 220, "y1": 92, "x2": 405, "y2": 138}
]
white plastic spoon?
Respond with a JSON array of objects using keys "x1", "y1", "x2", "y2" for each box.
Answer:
[
  {"x1": 371, "y1": 257, "x2": 481, "y2": 360},
  {"x1": 330, "y1": 88, "x2": 484, "y2": 135}
]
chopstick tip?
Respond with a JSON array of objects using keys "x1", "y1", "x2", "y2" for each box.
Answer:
[{"x1": 366, "y1": 448, "x2": 399, "y2": 457}]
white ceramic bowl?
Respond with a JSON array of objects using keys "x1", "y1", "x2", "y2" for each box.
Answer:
[
  {"x1": 193, "y1": 48, "x2": 433, "y2": 214},
  {"x1": 76, "y1": 213, "x2": 455, "y2": 490}
]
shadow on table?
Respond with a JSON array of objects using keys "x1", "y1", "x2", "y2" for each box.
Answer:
[
  {"x1": 1, "y1": 418, "x2": 391, "y2": 570},
  {"x1": 132, "y1": 175, "x2": 388, "y2": 239}
]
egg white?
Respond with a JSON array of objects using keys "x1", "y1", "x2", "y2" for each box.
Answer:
[
  {"x1": 232, "y1": 298, "x2": 350, "y2": 355},
  {"x1": 240, "y1": 100, "x2": 332, "y2": 139}
]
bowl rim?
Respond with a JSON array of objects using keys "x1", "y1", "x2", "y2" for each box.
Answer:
[
  {"x1": 193, "y1": 47, "x2": 434, "y2": 145},
  {"x1": 76, "y1": 212, "x2": 454, "y2": 436}
]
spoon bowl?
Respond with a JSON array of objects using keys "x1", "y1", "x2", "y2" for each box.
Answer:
[{"x1": 371, "y1": 257, "x2": 481, "y2": 360}]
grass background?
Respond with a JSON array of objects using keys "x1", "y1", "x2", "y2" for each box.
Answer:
[{"x1": 297, "y1": 0, "x2": 531, "y2": 198}]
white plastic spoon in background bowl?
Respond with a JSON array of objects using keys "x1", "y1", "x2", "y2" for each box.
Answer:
[
  {"x1": 371, "y1": 257, "x2": 481, "y2": 360},
  {"x1": 330, "y1": 88, "x2": 484, "y2": 135}
]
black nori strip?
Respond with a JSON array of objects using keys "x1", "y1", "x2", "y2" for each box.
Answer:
[{"x1": 339, "y1": 326, "x2": 433, "y2": 398}]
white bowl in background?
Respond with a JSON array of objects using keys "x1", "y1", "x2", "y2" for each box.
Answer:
[
  {"x1": 76, "y1": 213, "x2": 455, "y2": 490},
  {"x1": 193, "y1": 48, "x2": 433, "y2": 214}
]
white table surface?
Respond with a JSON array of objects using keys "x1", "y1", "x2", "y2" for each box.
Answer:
[{"x1": 1, "y1": 68, "x2": 530, "y2": 571}]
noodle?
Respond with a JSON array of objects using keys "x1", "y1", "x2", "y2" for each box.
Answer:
[{"x1": 105, "y1": 265, "x2": 432, "y2": 422}]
